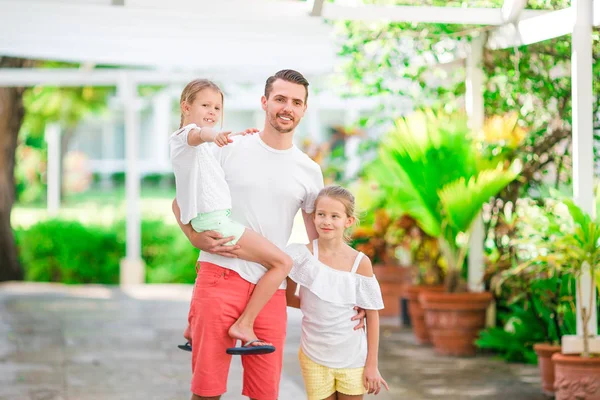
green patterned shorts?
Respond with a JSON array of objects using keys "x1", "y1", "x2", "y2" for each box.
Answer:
[{"x1": 190, "y1": 209, "x2": 245, "y2": 245}]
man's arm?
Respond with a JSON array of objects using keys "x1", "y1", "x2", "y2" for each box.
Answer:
[
  {"x1": 171, "y1": 199, "x2": 240, "y2": 257},
  {"x1": 302, "y1": 210, "x2": 319, "y2": 242},
  {"x1": 285, "y1": 278, "x2": 301, "y2": 309}
]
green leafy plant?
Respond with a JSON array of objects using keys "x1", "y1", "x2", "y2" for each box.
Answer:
[
  {"x1": 547, "y1": 199, "x2": 600, "y2": 357},
  {"x1": 367, "y1": 111, "x2": 519, "y2": 292},
  {"x1": 14, "y1": 219, "x2": 199, "y2": 284}
]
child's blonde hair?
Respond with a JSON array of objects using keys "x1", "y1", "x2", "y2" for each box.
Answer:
[
  {"x1": 314, "y1": 185, "x2": 359, "y2": 241},
  {"x1": 179, "y1": 79, "x2": 224, "y2": 128}
]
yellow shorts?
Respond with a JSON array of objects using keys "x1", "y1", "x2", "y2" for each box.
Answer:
[{"x1": 298, "y1": 348, "x2": 366, "y2": 400}]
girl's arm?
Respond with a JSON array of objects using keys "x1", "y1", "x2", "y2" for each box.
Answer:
[
  {"x1": 357, "y1": 255, "x2": 389, "y2": 395},
  {"x1": 186, "y1": 127, "x2": 230, "y2": 146},
  {"x1": 285, "y1": 277, "x2": 301, "y2": 309}
]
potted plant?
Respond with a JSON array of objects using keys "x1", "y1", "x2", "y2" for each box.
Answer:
[
  {"x1": 368, "y1": 111, "x2": 520, "y2": 356},
  {"x1": 481, "y1": 198, "x2": 577, "y2": 396},
  {"x1": 389, "y1": 216, "x2": 446, "y2": 343},
  {"x1": 542, "y1": 199, "x2": 600, "y2": 400}
]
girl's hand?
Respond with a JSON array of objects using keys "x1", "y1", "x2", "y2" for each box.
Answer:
[
  {"x1": 363, "y1": 365, "x2": 389, "y2": 395},
  {"x1": 214, "y1": 131, "x2": 233, "y2": 147}
]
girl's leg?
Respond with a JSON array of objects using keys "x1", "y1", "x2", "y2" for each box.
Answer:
[
  {"x1": 227, "y1": 229, "x2": 292, "y2": 344},
  {"x1": 322, "y1": 394, "x2": 338, "y2": 400},
  {"x1": 336, "y1": 394, "x2": 362, "y2": 400}
]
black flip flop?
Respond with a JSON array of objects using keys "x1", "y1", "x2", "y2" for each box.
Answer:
[
  {"x1": 178, "y1": 342, "x2": 192, "y2": 352},
  {"x1": 226, "y1": 339, "x2": 276, "y2": 356}
]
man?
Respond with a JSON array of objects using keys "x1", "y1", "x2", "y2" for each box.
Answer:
[{"x1": 173, "y1": 70, "x2": 364, "y2": 400}]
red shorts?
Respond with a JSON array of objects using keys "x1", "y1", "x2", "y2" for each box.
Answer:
[{"x1": 188, "y1": 262, "x2": 287, "y2": 399}]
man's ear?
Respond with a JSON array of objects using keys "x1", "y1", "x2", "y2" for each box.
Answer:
[{"x1": 261, "y1": 96, "x2": 267, "y2": 111}]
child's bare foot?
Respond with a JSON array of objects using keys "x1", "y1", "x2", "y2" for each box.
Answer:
[{"x1": 228, "y1": 321, "x2": 271, "y2": 347}]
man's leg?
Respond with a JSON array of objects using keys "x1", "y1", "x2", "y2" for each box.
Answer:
[
  {"x1": 241, "y1": 289, "x2": 287, "y2": 400},
  {"x1": 189, "y1": 263, "x2": 239, "y2": 398}
]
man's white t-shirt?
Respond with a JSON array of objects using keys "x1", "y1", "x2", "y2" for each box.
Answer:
[{"x1": 199, "y1": 134, "x2": 324, "y2": 288}]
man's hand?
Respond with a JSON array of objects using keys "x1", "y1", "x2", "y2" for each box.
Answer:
[
  {"x1": 230, "y1": 128, "x2": 260, "y2": 137},
  {"x1": 188, "y1": 230, "x2": 240, "y2": 258},
  {"x1": 352, "y1": 306, "x2": 366, "y2": 330}
]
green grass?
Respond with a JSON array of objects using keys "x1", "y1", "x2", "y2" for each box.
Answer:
[{"x1": 12, "y1": 186, "x2": 177, "y2": 228}]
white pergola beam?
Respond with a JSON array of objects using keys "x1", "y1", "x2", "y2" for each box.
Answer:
[
  {"x1": 489, "y1": 1, "x2": 600, "y2": 50},
  {"x1": 488, "y1": 7, "x2": 573, "y2": 49},
  {"x1": 501, "y1": 0, "x2": 528, "y2": 23},
  {"x1": 0, "y1": 69, "x2": 283, "y2": 87},
  {"x1": 321, "y1": 3, "x2": 547, "y2": 25},
  {"x1": 309, "y1": 0, "x2": 325, "y2": 17}
]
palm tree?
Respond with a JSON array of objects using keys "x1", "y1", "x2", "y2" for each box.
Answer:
[{"x1": 369, "y1": 111, "x2": 520, "y2": 292}]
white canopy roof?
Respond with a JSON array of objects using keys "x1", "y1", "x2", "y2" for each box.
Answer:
[{"x1": 0, "y1": 0, "x2": 337, "y2": 80}]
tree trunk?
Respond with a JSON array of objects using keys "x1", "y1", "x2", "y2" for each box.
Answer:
[{"x1": 0, "y1": 57, "x2": 31, "y2": 281}]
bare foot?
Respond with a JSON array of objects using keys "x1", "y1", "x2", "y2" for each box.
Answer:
[{"x1": 228, "y1": 321, "x2": 272, "y2": 347}]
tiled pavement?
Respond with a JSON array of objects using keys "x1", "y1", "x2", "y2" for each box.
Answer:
[{"x1": 0, "y1": 283, "x2": 546, "y2": 400}]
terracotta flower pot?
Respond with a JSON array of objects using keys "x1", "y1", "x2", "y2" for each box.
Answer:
[
  {"x1": 373, "y1": 264, "x2": 413, "y2": 317},
  {"x1": 419, "y1": 291, "x2": 493, "y2": 356},
  {"x1": 552, "y1": 353, "x2": 600, "y2": 400},
  {"x1": 400, "y1": 285, "x2": 444, "y2": 344},
  {"x1": 533, "y1": 343, "x2": 561, "y2": 396}
]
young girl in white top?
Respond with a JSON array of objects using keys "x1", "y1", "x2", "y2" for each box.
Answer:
[
  {"x1": 285, "y1": 185, "x2": 389, "y2": 399},
  {"x1": 170, "y1": 79, "x2": 293, "y2": 355}
]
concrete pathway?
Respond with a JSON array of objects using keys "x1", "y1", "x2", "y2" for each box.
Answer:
[{"x1": 0, "y1": 283, "x2": 545, "y2": 400}]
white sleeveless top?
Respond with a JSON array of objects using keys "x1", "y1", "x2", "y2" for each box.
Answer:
[
  {"x1": 286, "y1": 240, "x2": 385, "y2": 369},
  {"x1": 169, "y1": 123, "x2": 232, "y2": 224}
]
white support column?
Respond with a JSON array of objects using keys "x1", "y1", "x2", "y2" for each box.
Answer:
[
  {"x1": 152, "y1": 90, "x2": 171, "y2": 171},
  {"x1": 44, "y1": 123, "x2": 61, "y2": 217},
  {"x1": 118, "y1": 74, "x2": 145, "y2": 285},
  {"x1": 307, "y1": 107, "x2": 322, "y2": 143},
  {"x1": 254, "y1": 111, "x2": 265, "y2": 130},
  {"x1": 562, "y1": 0, "x2": 600, "y2": 354},
  {"x1": 466, "y1": 34, "x2": 486, "y2": 293},
  {"x1": 100, "y1": 118, "x2": 115, "y2": 190}
]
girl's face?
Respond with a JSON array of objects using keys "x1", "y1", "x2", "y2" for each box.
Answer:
[
  {"x1": 181, "y1": 88, "x2": 222, "y2": 128},
  {"x1": 313, "y1": 196, "x2": 355, "y2": 240}
]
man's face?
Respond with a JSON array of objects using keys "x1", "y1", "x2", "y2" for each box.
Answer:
[{"x1": 261, "y1": 79, "x2": 307, "y2": 134}]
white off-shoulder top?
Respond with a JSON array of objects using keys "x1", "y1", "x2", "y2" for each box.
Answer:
[{"x1": 286, "y1": 240, "x2": 384, "y2": 369}]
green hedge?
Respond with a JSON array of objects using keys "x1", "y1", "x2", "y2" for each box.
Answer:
[{"x1": 14, "y1": 219, "x2": 199, "y2": 284}]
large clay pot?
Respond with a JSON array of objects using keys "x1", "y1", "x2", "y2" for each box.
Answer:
[
  {"x1": 400, "y1": 285, "x2": 444, "y2": 344},
  {"x1": 553, "y1": 353, "x2": 600, "y2": 400},
  {"x1": 533, "y1": 343, "x2": 561, "y2": 396},
  {"x1": 374, "y1": 264, "x2": 412, "y2": 317},
  {"x1": 419, "y1": 291, "x2": 493, "y2": 356}
]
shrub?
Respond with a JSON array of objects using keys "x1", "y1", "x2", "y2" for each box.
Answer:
[
  {"x1": 15, "y1": 220, "x2": 122, "y2": 283},
  {"x1": 14, "y1": 219, "x2": 199, "y2": 284}
]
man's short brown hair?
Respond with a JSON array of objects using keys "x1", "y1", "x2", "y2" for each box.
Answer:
[{"x1": 264, "y1": 69, "x2": 309, "y2": 103}]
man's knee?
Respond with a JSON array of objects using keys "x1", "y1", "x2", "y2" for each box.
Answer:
[{"x1": 191, "y1": 395, "x2": 220, "y2": 400}]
